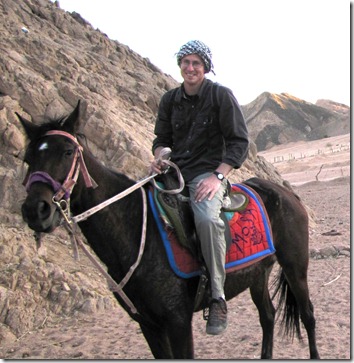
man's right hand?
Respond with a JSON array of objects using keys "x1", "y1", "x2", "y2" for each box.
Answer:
[
  {"x1": 149, "y1": 158, "x2": 166, "y2": 175},
  {"x1": 149, "y1": 147, "x2": 171, "y2": 175}
]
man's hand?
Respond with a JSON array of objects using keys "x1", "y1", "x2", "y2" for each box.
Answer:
[
  {"x1": 194, "y1": 174, "x2": 222, "y2": 202},
  {"x1": 149, "y1": 147, "x2": 171, "y2": 175},
  {"x1": 149, "y1": 158, "x2": 168, "y2": 175}
]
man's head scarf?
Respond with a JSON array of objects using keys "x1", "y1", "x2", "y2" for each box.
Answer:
[{"x1": 176, "y1": 40, "x2": 215, "y2": 75}]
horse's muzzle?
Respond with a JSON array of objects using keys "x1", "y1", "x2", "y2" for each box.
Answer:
[{"x1": 21, "y1": 183, "x2": 62, "y2": 233}]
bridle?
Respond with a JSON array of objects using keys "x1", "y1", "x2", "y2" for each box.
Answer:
[
  {"x1": 23, "y1": 130, "x2": 183, "y2": 317},
  {"x1": 23, "y1": 130, "x2": 98, "y2": 223}
]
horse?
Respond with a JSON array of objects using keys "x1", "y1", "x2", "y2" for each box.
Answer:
[{"x1": 17, "y1": 101, "x2": 320, "y2": 359}]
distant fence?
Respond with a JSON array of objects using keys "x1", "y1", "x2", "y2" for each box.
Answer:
[{"x1": 271, "y1": 143, "x2": 350, "y2": 163}]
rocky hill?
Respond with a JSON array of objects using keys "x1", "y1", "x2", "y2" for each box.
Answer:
[
  {"x1": 243, "y1": 92, "x2": 349, "y2": 151},
  {"x1": 0, "y1": 0, "x2": 348, "y2": 345}
]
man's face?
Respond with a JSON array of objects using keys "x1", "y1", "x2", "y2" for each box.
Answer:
[{"x1": 180, "y1": 54, "x2": 205, "y2": 87}]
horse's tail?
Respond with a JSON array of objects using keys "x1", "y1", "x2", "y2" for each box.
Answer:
[{"x1": 271, "y1": 268, "x2": 303, "y2": 341}]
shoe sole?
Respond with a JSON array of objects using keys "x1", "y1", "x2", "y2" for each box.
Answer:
[{"x1": 206, "y1": 322, "x2": 227, "y2": 335}]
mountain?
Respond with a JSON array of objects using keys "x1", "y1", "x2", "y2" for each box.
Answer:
[{"x1": 243, "y1": 92, "x2": 349, "y2": 151}]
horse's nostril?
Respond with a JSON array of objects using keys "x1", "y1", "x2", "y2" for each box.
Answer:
[
  {"x1": 38, "y1": 201, "x2": 51, "y2": 219},
  {"x1": 22, "y1": 197, "x2": 59, "y2": 233},
  {"x1": 22, "y1": 199, "x2": 52, "y2": 221}
]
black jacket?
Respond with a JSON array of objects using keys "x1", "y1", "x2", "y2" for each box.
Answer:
[{"x1": 152, "y1": 79, "x2": 249, "y2": 182}]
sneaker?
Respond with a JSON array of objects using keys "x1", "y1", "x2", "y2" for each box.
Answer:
[{"x1": 206, "y1": 298, "x2": 228, "y2": 335}]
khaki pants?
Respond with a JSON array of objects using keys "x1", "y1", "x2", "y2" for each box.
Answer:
[{"x1": 187, "y1": 172, "x2": 228, "y2": 299}]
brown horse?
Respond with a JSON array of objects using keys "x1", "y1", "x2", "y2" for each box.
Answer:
[{"x1": 17, "y1": 101, "x2": 320, "y2": 359}]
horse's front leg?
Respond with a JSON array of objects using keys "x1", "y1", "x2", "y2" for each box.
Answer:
[
  {"x1": 139, "y1": 322, "x2": 174, "y2": 358},
  {"x1": 167, "y1": 320, "x2": 194, "y2": 358},
  {"x1": 139, "y1": 319, "x2": 194, "y2": 359}
]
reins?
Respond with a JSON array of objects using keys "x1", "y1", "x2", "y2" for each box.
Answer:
[
  {"x1": 26, "y1": 131, "x2": 183, "y2": 317},
  {"x1": 62, "y1": 187, "x2": 148, "y2": 315},
  {"x1": 71, "y1": 150, "x2": 184, "y2": 223}
]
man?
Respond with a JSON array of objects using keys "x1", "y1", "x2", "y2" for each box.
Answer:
[{"x1": 150, "y1": 40, "x2": 249, "y2": 335}]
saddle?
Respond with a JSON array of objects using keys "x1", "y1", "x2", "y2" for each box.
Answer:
[{"x1": 153, "y1": 173, "x2": 249, "y2": 258}]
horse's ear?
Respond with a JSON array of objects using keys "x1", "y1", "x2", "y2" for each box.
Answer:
[
  {"x1": 15, "y1": 112, "x2": 40, "y2": 141},
  {"x1": 63, "y1": 100, "x2": 81, "y2": 134}
]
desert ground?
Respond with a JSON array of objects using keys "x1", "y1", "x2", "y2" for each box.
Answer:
[{"x1": 0, "y1": 134, "x2": 350, "y2": 360}]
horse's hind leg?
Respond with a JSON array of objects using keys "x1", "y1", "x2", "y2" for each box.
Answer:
[
  {"x1": 302, "y1": 299, "x2": 319, "y2": 359},
  {"x1": 282, "y1": 268, "x2": 320, "y2": 359},
  {"x1": 277, "y1": 238, "x2": 319, "y2": 358},
  {"x1": 272, "y1": 187, "x2": 319, "y2": 357},
  {"x1": 249, "y1": 265, "x2": 276, "y2": 359}
]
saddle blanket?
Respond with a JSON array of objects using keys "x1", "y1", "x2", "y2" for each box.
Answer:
[{"x1": 149, "y1": 183, "x2": 275, "y2": 279}]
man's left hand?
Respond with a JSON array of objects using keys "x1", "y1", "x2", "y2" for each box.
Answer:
[{"x1": 194, "y1": 174, "x2": 221, "y2": 202}]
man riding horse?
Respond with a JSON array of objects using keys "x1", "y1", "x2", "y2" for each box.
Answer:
[{"x1": 150, "y1": 40, "x2": 249, "y2": 335}]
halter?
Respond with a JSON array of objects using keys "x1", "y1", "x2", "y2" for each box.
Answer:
[{"x1": 23, "y1": 130, "x2": 98, "y2": 204}]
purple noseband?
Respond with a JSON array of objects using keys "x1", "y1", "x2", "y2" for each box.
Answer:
[{"x1": 25, "y1": 171, "x2": 70, "y2": 200}]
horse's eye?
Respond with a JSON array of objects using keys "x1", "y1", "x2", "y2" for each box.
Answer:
[{"x1": 65, "y1": 149, "x2": 74, "y2": 157}]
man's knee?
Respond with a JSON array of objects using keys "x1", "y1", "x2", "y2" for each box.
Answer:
[{"x1": 195, "y1": 213, "x2": 219, "y2": 229}]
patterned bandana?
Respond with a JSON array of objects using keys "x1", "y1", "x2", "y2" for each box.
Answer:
[{"x1": 176, "y1": 40, "x2": 215, "y2": 75}]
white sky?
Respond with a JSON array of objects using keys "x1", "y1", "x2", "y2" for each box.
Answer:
[{"x1": 55, "y1": 0, "x2": 350, "y2": 106}]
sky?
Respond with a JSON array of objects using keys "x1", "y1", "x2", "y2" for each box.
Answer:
[{"x1": 55, "y1": 0, "x2": 350, "y2": 106}]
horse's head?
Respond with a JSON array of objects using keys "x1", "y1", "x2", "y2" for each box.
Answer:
[{"x1": 18, "y1": 100, "x2": 84, "y2": 233}]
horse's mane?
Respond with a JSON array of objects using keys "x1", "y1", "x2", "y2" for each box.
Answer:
[{"x1": 35, "y1": 115, "x2": 73, "y2": 133}]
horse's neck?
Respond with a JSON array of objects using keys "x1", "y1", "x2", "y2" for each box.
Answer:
[
  {"x1": 81, "y1": 151, "x2": 133, "y2": 197},
  {"x1": 72, "y1": 151, "x2": 144, "y2": 273},
  {"x1": 72, "y1": 149, "x2": 134, "y2": 227}
]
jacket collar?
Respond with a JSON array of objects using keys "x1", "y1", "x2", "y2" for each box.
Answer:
[{"x1": 176, "y1": 78, "x2": 212, "y2": 102}]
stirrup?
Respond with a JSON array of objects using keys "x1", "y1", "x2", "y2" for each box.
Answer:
[
  {"x1": 194, "y1": 269, "x2": 209, "y2": 311},
  {"x1": 203, "y1": 306, "x2": 209, "y2": 321}
]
